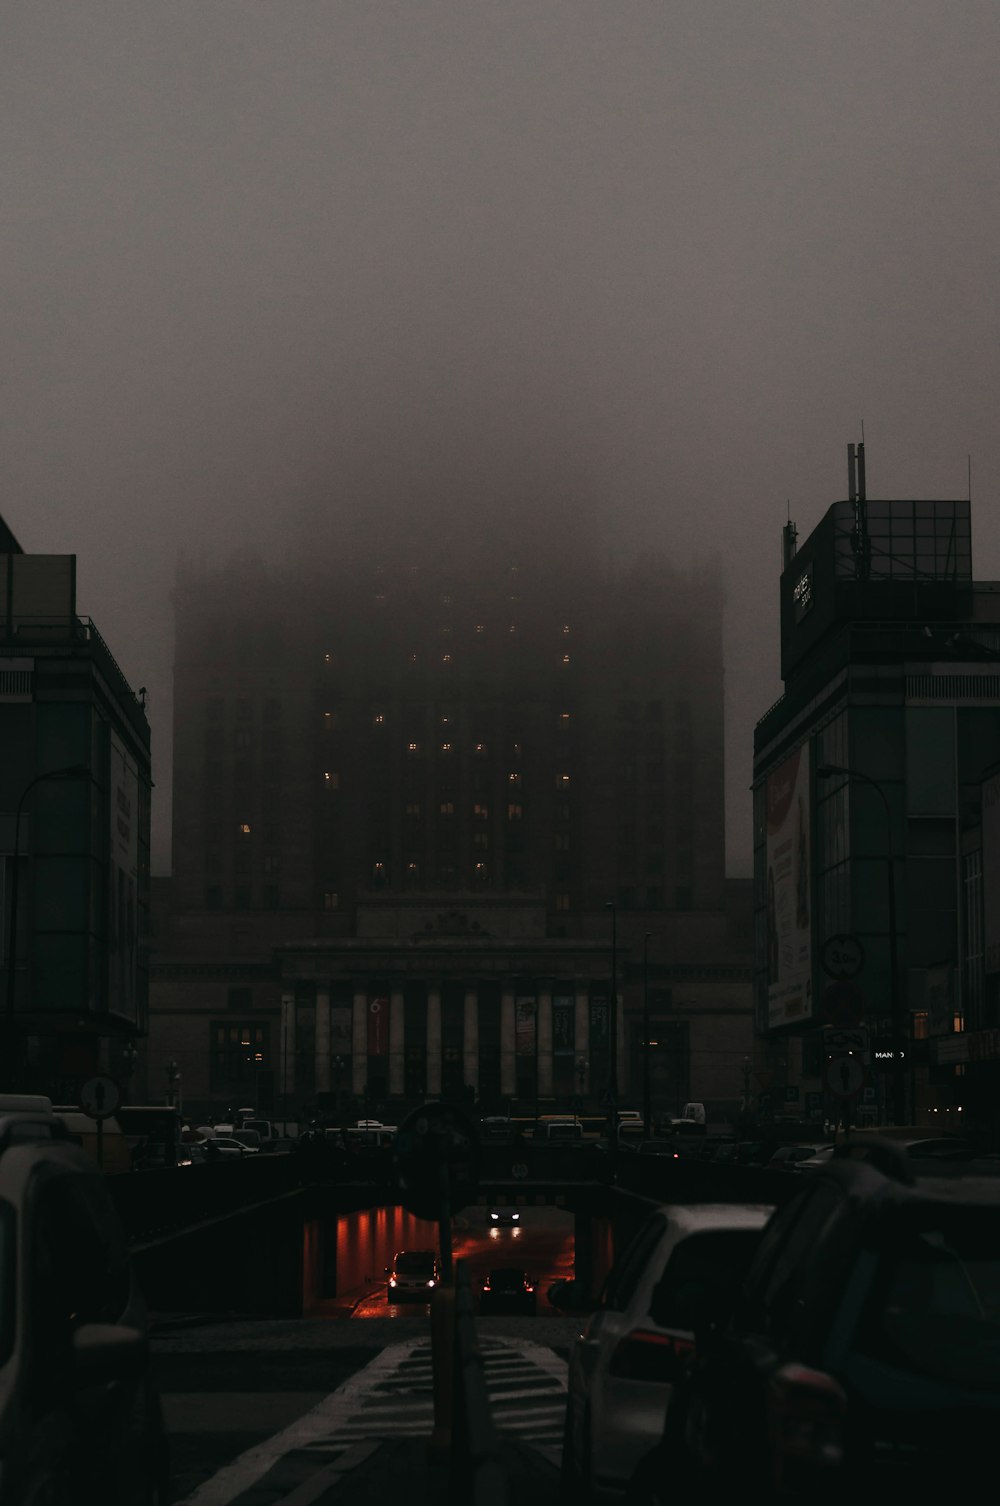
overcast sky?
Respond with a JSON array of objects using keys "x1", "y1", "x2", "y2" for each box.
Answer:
[{"x1": 4, "y1": 2, "x2": 999, "y2": 878}]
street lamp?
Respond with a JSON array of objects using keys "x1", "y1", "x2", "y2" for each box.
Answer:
[
  {"x1": 642, "y1": 932, "x2": 653, "y2": 1133},
  {"x1": 605, "y1": 901, "x2": 618, "y2": 1169},
  {"x1": 5, "y1": 765, "x2": 96, "y2": 1040},
  {"x1": 816, "y1": 762, "x2": 904, "y2": 1125}
]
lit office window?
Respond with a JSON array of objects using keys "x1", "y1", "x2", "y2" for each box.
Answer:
[
  {"x1": 238, "y1": 823, "x2": 251, "y2": 834},
  {"x1": 561, "y1": 655, "x2": 571, "y2": 665},
  {"x1": 442, "y1": 654, "x2": 453, "y2": 664},
  {"x1": 562, "y1": 624, "x2": 570, "y2": 634},
  {"x1": 475, "y1": 624, "x2": 485, "y2": 634},
  {"x1": 474, "y1": 742, "x2": 487, "y2": 755},
  {"x1": 557, "y1": 774, "x2": 571, "y2": 787},
  {"x1": 324, "y1": 772, "x2": 339, "y2": 788},
  {"x1": 374, "y1": 713, "x2": 385, "y2": 725},
  {"x1": 441, "y1": 742, "x2": 453, "y2": 754},
  {"x1": 440, "y1": 802, "x2": 455, "y2": 815},
  {"x1": 408, "y1": 741, "x2": 420, "y2": 753},
  {"x1": 507, "y1": 803, "x2": 523, "y2": 820},
  {"x1": 473, "y1": 803, "x2": 489, "y2": 819}
]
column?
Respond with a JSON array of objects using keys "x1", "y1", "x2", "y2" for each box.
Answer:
[
  {"x1": 537, "y1": 986, "x2": 553, "y2": 1097},
  {"x1": 389, "y1": 987, "x2": 405, "y2": 1097},
  {"x1": 314, "y1": 987, "x2": 331, "y2": 1097},
  {"x1": 352, "y1": 988, "x2": 368, "y2": 1097},
  {"x1": 280, "y1": 992, "x2": 296, "y2": 1111},
  {"x1": 575, "y1": 985, "x2": 590, "y2": 1097},
  {"x1": 500, "y1": 986, "x2": 516, "y2": 1097},
  {"x1": 463, "y1": 985, "x2": 479, "y2": 1094},
  {"x1": 426, "y1": 981, "x2": 442, "y2": 1096}
]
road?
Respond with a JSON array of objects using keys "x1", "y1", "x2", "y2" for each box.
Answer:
[{"x1": 150, "y1": 1206, "x2": 581, "y2": 1503}]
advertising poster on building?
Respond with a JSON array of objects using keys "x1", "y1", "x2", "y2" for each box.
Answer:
[
  {"x1": 515, "y1": 996, "x2": 536, "y2": 1055},
  {"x1": 107, "y1": 732, "x2": 139, "y2": 1022},
  {"x1": 766, "y1": 743, "x2": 813, "y2": 1028},
  {"x1": 553, "y1": 994, "x2": 575, "y2": 1053},
  {"x1": 367, "y1": 994, "x2": 388, "y2": 1056},
  {"x1": 983, "y1": 770, "x2": 1000, "y2": 973},
  {"x1": 589, "y1": 991, "x2": 609, "y2": 1049}
]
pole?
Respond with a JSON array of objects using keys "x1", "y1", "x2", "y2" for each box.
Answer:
[
  {"x1": 642, "y1": 932, "x2": 652, "y2": 1134},
  {"x1": 605, "y1": 902, "x2": 618, "y2": 1176}
]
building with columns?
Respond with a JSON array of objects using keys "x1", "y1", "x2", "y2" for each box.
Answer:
[{"x1": 148, "y1": 537, "x2": 752, "y2": 1123}]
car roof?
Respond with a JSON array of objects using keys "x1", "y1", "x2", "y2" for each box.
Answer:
[
  {"x1": 664, "y1": 1203, "x2": 775, "y2": 1232},
  {"x1": 814, "y1": 1155, "x2": 1000, "y2": 1208}
]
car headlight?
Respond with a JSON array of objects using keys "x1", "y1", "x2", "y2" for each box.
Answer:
[
  {"x1": 427, "y1": 1279, "x2": 436, "y2": 1288},
  {"x1": 512, "y1": 1212, "x2": 519, "y2": 1220},
  {"x1": 490, "y1": 1212, "x2": 499, "y2": 1221}
]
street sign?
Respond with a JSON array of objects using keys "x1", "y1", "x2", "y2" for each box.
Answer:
[
  {"x1": 821, "y1": 934, "x2": 866, "y2": 981},
  {"x1": 823, "y1": 1026, "x2": 870, "y2": 1065},
  {"x1": 823, "y1": 1053, "x2": 865, "y2": 1098},
  {"x1": 393, "y1": 1101, "x2": 479, "y2": 1221},
  {"x1": 821, "y1": 979, "x2": 866, "y2": 1028},
  {"x1": 79, "y1": 1075, "x2": 120, "y2": 1121}
]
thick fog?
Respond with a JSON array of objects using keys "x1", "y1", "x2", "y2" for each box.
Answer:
[{"x1": 4, "y1": 3, "x2": 999, "y2": 878}]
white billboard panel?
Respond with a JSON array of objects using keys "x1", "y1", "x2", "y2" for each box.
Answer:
[
  {"x1": 766, "y1": 744, "x2": 813, "y2": 1028},
  {"x1": 983, "y1": 769, "x2": 1000, "y2": 973}
]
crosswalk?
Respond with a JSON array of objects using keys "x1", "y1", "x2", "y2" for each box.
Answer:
[{"x1": 178, "y1": 1335, "x2": 567, "y2": 1505}]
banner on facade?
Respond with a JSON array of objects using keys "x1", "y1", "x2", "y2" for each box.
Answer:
[
  {"x1": 553, "y1": 995, "x2": 575, "y2": 1052},
  {"x1": 766, "y1": 743, "x2": 813, "y2": 1029},
  {"x1": 368, "y1": 995, "x2": 388, "y2": 1056},
  {"x1": 107, "y1": 731, "x2": 139, "y2": 1023},
  {"x1": 515, "y1": 996, "x2": 536, "y2": 1055},
  {"x1": 589, "y1": 992, "x2": 609, "y2": 1050},
  {"x1": 330, "y1": 1007, "x2": 352, "y2": 1055}
]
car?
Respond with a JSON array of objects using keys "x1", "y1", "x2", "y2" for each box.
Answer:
[
  {"x1": 633, "y1": 1141, "x2": 1000, "y2": 1501},
  {"x1": 489, "y1": 1206, "x2": 521, "y2": 1225},
  {"x1": 765, "y1": 1141, "x2": 833, "y2": 1169},
  {"x1": 480, "y1": 1116, "x2": 513, "y2": 1142},
  {"x1": 386, "y1": 1249, "x2": 441, "y2": 1302},
  {"x1": 0, "y1": 1099, "x2": 170, "y2": 1503},
  {"x1": 636, "y1": 1141, "x2": 682, "y2": 1159},
  {"x1": 480, "y1": 1267, "x2": 537, "y2": 1315},
  {"x1": 561, "y1": 1202, "x2": 772, "y2": 1504}
]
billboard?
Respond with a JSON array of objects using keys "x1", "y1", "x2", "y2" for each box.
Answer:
[
  {"x1": 765, "y1": 743, "x2": 813, "y2": 1028},
  {"x1": 107, "y1": 732, "x2": 139, "y2": 1022},
  {"x1": 983, "y1": 769, "x2": 1000, "y2": 973}
]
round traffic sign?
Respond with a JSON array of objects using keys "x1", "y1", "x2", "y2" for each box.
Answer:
[
  {"x1": 821, "y1": 934, "x2": 866, "y2": 981},
  {"x1": 79, "y1": 1074, "x2": 121, "y2": 1121},
  {"x1": 393, "y1": 1101, "x2": 479, "y2": 1221},
  {"x1": 824, "y1": 1053, "x2": 865, "y2": 1099}
]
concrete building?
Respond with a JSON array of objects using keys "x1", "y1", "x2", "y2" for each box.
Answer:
[
  {"x1": 0, "y1": 512, "x2": 151, "y2": 1098},
  {"x1": 753, "y1": 447, "x2": 1000, "y2": 1136},
  {"x1": 150, "y1": 541, "x2": 752, "y2": 1123}
]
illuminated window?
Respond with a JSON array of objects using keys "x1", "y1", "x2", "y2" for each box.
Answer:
[
  {"x1": 441, "y1": 594, "x2": 452, "y2": 605},
  {"x1": 474, "y1": 742, "x2": 487, "y2": 755},
  {"x1": 475, "y1": 624, "x2": 485, "y2": 634},
  {"x1": 475, "y1": 862, "x2": 487, "y2": 874},
  {"x1": 561, "y1": 624, "x2": 570, "y2": 635},
  {"x1": 442, "y1": 654, "x2": 452, "y2": 664},
  {"x1": 408, "y1": 741, "x2": 420, "y2": 753},
  {"x1": 557, "y1": 773, "x2": 571, "y2": 787},
  {"x1": 323, "y1": 711, "x2": 332, "y2": 721},
  {"x1": 507, "y1": 803, "x2": 522, "y2": 820},
  {"x1": 512, "y1": 742, "x2": 522, "y2": 758},
  {"x1": 561, "y1": 655, "x2": 570, "y2": 665},
  {"x1": 324, "y1": 771, "x2": 339, "y2": 788},
  {"x1": 508, "y1": 772, "x2": 521, "y2": 787},
  {"x1": 439, "y1": 802, "x2": 455, "y2": 815},
  {"x1": 441, "y1": 742, "x2": 453, "y2": 754},
  {"x1": 440, "y1": 714, "x2": 451, "y2": 725},
  {"x1": 407, "y1": 861, "x2": 419, "y2": 874},
  {"x1": 374, "y1": 713, "x2": 385, "y2": 725},
  {"x1": 324, "y1": 652, "x2": 332, "y2": 663},
  {"x1": 555, "y1": 893, "x2": 571, "y2": 912},
  {"x1": 559, "y1": 712, "x2": 571, "y2": 724},
  {"x1": 473, "y1": 803, "x2": 489, "y2": 819},
  {"x1": 238, "y1": 823, "x2": 251, "y2": 834},
  {"x1": 509, "y1": 624, "x2": 517, "y2": 635},
  {"x1": 409, "y1": 653, "x2": 418, "y2": 663}
]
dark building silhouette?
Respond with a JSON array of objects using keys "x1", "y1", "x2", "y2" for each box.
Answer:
[{"x1": 152, "y1": 540, "x2": 750, "y2": 1122}]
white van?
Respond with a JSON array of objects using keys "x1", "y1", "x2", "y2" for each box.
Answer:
[{"x1": 533, "y1": 1117, "x2": 585, "y2": 1143}]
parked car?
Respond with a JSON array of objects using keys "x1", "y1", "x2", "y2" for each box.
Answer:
[
  {"x1": 631, "y1": 1145, "x2": 1000, "y2": 1502},
  {"x1": 637, "y1": 1141, "x2": 682, "y2": 1159},
  {"x1": 561, "y1": 1202, "x2": 772, "y2": 1503},
  {"x1": 208, "y1": 1136, "x2": 258, "y2": 1157},
  {"x1": 534, "y1": 1118, "x2": 585, "y2": 1143},
  {"x1": 0, "y1": 1100, "x2": 170, "y2": 1503},
  {"x1": 766, "y1": 1142, "x2": 834, "y2": 1170},
  {"x1": 489, "y1": 1206, "x2": 521, "y2": 1225},
  {"x1": 386, "y1": 1249, "x2": 441, "y2": 1302},
  {"x1": 480, "y1": 1116, "x2": 513, "y2": 1142},
  {"x1": 480, "y1": 1267, "x2": 537, "y2": 1315}
]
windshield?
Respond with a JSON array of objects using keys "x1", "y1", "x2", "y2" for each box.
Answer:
[
  {"x1": 858, "y1": 1209, "x2": 1000, "y2": 1390},
  {"x1": 394, "y1": 1252, "x2": 436, "y2": 1274}
]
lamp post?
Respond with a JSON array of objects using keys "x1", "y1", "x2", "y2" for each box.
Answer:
[
  {"x1": 5, "y1": 766, "x2": 95, "y2": 1082},
  {"x1": 605, "y1": 901, "x2": 618, "y2": 1170},
  {"x1": 642, "y1": 932, "x2": 653, "y2": 1134},
  {"x1": 817, "y1": 762, "x2": 904, "y2": 1125}
]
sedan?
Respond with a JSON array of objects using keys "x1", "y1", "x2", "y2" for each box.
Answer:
[
  {"x1": 489, "y1": 1207, "x2": 521, "y2": 1225},
  {"x1": 480, "y1": 1268, "x2": 537, "y2": 1316},
  {"x1": 561, "y1": 1203, "x2": 772, "y2": 1504}
]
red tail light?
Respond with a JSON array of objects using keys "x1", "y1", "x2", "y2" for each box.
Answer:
[
  {"x1": 525, "y1": 1283, "x2": 534, "y2": 1292},
  {"x1": 768, "y1": 1362, "x2": 846, "y2": 1490},
  {"x1": 482, "y1": 1282, "x2": 491, "y2": 1291},
  {"x1": 608, "y1": 1329, "x2": 695, "y2": 1382}
]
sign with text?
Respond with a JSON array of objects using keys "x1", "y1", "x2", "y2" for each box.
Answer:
[{"x1": 766, "y1": 744, "x2": 813, "y2": 1028}]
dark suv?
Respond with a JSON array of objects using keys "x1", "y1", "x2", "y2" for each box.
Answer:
[{"x1": 628, "y1": 1142, "x2": 1000, "y2": 1503}]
